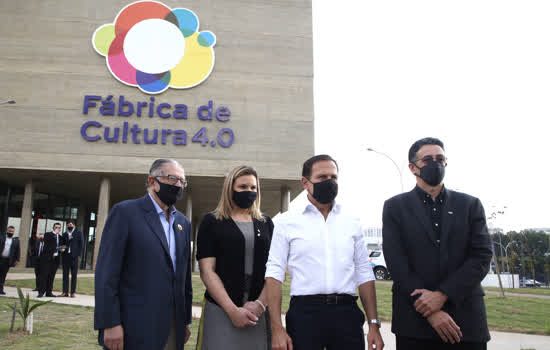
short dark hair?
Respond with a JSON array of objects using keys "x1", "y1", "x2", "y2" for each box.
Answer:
[
  {"x1": 53, "y1": 222, "x2": 61, "y2": 228},
  {"x1": 408, "y1": 137, "x2": 445, "y2": 163},
  {"x1": 7, "y1": 225, "x2": 15, "y2": 230},
  {"x1": 302, "y1": 155, "x2": 339, "y2": 178},
  {"x1": 66, "y1": 219, "x2": 76, "y2": 225}
]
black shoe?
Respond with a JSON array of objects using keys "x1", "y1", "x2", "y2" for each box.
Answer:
[
  {"x1": 32, "y1": 288, "x2": 38, "y2": 291},
  {"x1": 45, "y1": 293, "x2": 56, "y2": 297},
  {"x1": 0, "y1": 291, "x2": 6, "y2": 295},
  {"x1": 37, "y1": 294, "x2": 44, "y2": 298}
]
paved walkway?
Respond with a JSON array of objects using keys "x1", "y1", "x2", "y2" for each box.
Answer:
[
  {"x1": 1, "y1": 286, "x2": 549, "y2": 349},
  {"x1": 6, "y1": 273, "x2": 94, "y2": 280},
  {"x1": 485, "y1": 290, "x2": 550, "y2": 299}
]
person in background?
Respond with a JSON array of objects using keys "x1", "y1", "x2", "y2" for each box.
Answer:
[
  {"x1": 59, "y1": 219, "x2": 84, "y2": 297},
  {"x1": 382, "y1": 137, "x2": 492, "y2": 350},
  {"x1": 29, "y1": 235, "x2": 40, "y2": 291},
  {"x1": 38, "y1": 222, "x2": 61, "y2": 298},
  {"x1": 0, "y1": 225, "x2": 20, "y2": 295},
  {"x1": 196, "y1": 165, "x2": 274, "y2": 350}
]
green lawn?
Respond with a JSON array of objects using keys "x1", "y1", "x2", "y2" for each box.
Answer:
[
  {"x1": 0, "y1": 297, "x2": 201, "y2": 349},
  {"x1": 5, "y1": 275, "x2": 550, "y2": 335},
  {"x1": 5, "y1": 278, "x2": 95, "y2": 296},
  {"x1": 484, "y1": 286, "x2": 550, "y2": 297},
  {"x1": 484, "y1": 293, "x2": 550, "y2": 335}
]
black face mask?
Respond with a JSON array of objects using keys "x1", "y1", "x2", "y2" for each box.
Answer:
[
  {"x1": 67, "y1": 226, "x2": 74, "y2": 232},
  {"x1": 155, "y1": 179, "x2": 184, "y2": 206},
  {"x1": 6, "y1": 232, "x2": 14, "y2": 238},
  {"x1": 232, "y1": 190, "x2": 257, "y2": 209},
  {"x1": 416, "y1": 162, "x2": 445, "y2": 186},
  {"x1": 309, "y1": 179, "x2": 338, "y2": 204}
]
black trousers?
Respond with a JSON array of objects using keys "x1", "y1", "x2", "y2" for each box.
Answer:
[
  {"x1": 285, "y1": 297, "x2": 365, "y2": 350},
  {"x1": 397, "y1": 336, "x2": 487, "y2": 350},
  {"x1": 33, "y1": 259, "x2": 40, "y2": 289},
  {"x1": 0, "y1": 257, "x2": 10, "y2": 292},
  {"x1": 62, "y1": 254, "x2": 79, "y2": 294},
  {"x1": 38, "y1": 257, "x2": 51, "y2": 294},
  {"x1": 39, "y1": 256, "x2": 59, "y2": 294}
]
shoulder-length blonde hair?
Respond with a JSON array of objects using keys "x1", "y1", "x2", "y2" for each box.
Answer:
[{"x1": 213, "y1": 165, "x2": 265, "y2": 221}]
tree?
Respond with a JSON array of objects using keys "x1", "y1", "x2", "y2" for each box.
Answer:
[{"x1": 6, "y1": 287, "x2": 51, "y2": 333}]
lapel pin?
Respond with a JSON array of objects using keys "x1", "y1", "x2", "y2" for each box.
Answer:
[
  {"x1": 448, "y1": 211, "x2": 453, "y2": 215},
  {"x1": 177, "y1": 224, "x2": 183, "y2": 231}
]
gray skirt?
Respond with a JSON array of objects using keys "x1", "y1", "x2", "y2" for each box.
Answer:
[{"x1": 196, "y1": 299, "x2": 270, "y2": 350}]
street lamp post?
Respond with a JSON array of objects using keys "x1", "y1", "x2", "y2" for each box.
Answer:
[
  {"x1": 0, "y1": 99, "x2": 16, "y2": 105},
  {"x1": 494, "y1": 240, "x2": 519, "y2": 287},
  {"x1": 366, "y1": 147, "x2": 404, "y2": 193}
]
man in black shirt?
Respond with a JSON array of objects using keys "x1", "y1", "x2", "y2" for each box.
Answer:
[{"x1": 383, "y1": 137, "x2": 492, "y2": 350}]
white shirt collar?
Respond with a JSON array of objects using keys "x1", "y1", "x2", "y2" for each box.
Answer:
[{"x1": 301, "y1": 197, "x2": 342, "y2": 215}]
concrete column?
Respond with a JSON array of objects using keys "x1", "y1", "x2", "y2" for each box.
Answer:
[
  {"x1": 280, "y1": 185, "x2": 290, "y2": 213},
  {"x1": 192, "y1": 221, "x2": 199, "y2": 272},
  {"x1": 185, "y1": 191, "x2": 192, "y2": 221},
  {"x1": 1, "y1": 186, "x2": 11, "y2": 234},
  {"x1": 18, "y1": 181, "x2": 34, "y2": 268},
  {"x1": 93, "y1": 177, "x2": 111, "y2": 270},
  {"x1": 77, "y1": 203, "x2": 88, "y2": 270},
  {"x1": 76, "y1": 203, "x2": 87, "y2": 232}
]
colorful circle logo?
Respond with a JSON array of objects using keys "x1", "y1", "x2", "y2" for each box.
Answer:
[{"x1": 92, "y1": 1, "x2": 216, "y2": 94}]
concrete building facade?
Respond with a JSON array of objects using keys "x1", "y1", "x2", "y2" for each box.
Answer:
[{"x1": 0, "y1": 0, "x2": 313, "y2": 269}]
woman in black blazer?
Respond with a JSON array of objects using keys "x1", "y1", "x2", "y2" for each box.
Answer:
[{"x1": 196, "y1": 165, "x2": 274, "y2": 350}]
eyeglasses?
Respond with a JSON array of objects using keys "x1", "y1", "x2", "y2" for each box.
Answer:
[
  {"x1": 415, "y1": 155, "x2": 447, "y2": 166},
  {"x1": 155, "y1": 175, "x2": 188, "y2": 188}
]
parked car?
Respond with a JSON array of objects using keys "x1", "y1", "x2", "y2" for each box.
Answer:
[
  {"x1": 521, "y1": 278, "x2": 543, "y2": 288},
  {"x1": 369, "y1": 250, "x2": 391, "y2": 280}
]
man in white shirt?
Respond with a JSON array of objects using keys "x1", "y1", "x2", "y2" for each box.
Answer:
[
  {"x1": 0, "y1": 225, "x2": 20, "y2": 295},
  {"x1": 265, "y1": 155, "x2": 384, "y2": 350}
]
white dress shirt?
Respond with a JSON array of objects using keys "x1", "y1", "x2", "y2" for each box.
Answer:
[
  {"x1": 67, "y1": 229, "x2": 73, "y2": 253},
  {"x1": 2, "y1": 237, "x2": 12, "y2": 258},
  {"x1": 53, "y1": 233, "x2": 59, "y2": 257},
  {"x1": 265, "y1": 200, "x2": 374, "y2": 296}
]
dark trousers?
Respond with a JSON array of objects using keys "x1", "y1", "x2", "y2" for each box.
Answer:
[
  {"x1": 397, "y1": 336, "x2": 487, "y2": 350},
  {"x1": 0, "y1": 257, "x2": 10, "y2": 292},
  {"x1": 62, "y1": 254, "x2": 79, "y2": 294},
  {"x1": 33, "y1": 260, "x2": 39, "y2": 289},
  {"x1": 47, "y1": 256, "x2": 60, "y2": 293},
  {"x1": 39, "y1": 256, "x2": 59, "y2": 294},
  {"x1": 285, "y1": 297, "x2": 365, "y2": 350},
  {"x1": 38, "y1": 257, "x2": 51, "y2": 294}
]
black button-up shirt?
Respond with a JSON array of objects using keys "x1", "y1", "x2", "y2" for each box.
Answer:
[{"x1": 415, "y1": 185, "x2": 446, "y2": 242}]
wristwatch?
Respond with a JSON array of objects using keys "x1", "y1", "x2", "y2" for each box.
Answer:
[{"x1": 368, "y1": 319, "x2": 382, "y2": 328}]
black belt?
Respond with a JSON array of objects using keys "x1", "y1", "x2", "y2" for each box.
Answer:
[{"x1": 292, "y1": 294, "x2": 358, "y2": 305}]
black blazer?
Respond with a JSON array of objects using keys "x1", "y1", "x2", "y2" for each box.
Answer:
[
  {"x1": 0, "y1": 234, "x2": 20, "y2": 266},
  {"x1": 61, "y1": 229, "x2": 84, "y2": 258},
  {"x1": 43, "y1": 232, "x2": 59, "y2": 262},
  {"x1": 29, "y1": 238, "x2": 39, "y2": 266},
  {"x1": 382, "y1": 188, "x2": 492, "y2": 342},
  {"x1": 197, "y1": 212, "x2": 274, "y2": 307}
]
